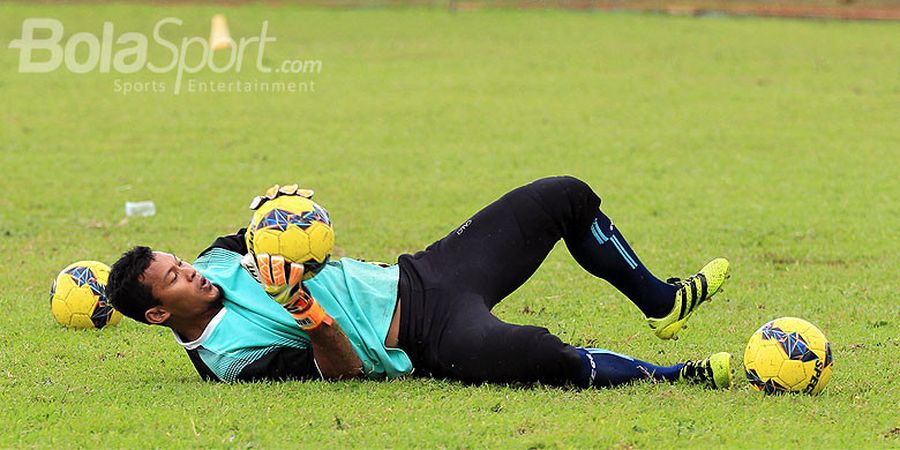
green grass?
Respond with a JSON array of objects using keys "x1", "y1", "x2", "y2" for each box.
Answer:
[{"x1": 1, "y1": 3, "x2": 898, "y2": 448}]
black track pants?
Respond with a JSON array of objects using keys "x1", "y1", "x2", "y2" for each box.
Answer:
[{"x1": 397, "y1": 176, "x2": 601, "y2": 386}]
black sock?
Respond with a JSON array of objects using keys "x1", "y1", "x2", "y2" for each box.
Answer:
[
  {"x1": 567, "y1": 210, "x2": 675, "y2": 318},
  {"x1": 577, "y1": 348, "x2": 683, "y2": 387}
]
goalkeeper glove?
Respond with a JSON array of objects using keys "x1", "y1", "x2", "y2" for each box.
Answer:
[
  {"x1": 247, "y1": 252, "x2": 333, "y2": 331},
  {"x1": 248, "y1": 183, "x2": 315, "y2": 211}
]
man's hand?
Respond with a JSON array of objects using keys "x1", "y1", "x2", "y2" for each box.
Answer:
[
  {"x1": 254, "y1": 253, "x2": 304, "y2": 300},
  {"x1": 254, "y1": 253, "x2": 333, "y2": 331},
  {"x1": 248, "y1": 183, "x2": 315, "y2": 211}
]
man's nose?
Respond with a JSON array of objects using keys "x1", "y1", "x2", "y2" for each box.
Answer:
[{"x1": 181, "y1": 265, "x2": 197, "y2": 280}]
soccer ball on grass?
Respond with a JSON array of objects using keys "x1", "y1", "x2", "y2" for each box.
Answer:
[
  {"x1": 743, "y1": 317, "x2": 833, "y2": 395},
  {"x1": 49, "y1": 261, "x2": 122, "y2": 329}
]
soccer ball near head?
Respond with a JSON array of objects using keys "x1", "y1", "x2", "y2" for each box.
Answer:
[
  {"x1": 246, "y1": 194, "x2": 335, "y2": 281},
  {"x1": 743, "y1": 317, "x2": 833, "y2": 395},
  {"x1": 49, "y1": 261, "x2": 122, "y2": 329}
]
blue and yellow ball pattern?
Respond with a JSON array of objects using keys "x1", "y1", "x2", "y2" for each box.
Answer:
[
  {"x1": 744, "y1": 317, "x2": 833, "y2": 395},
  {"x1": 49, "y1": 261, "x2": 122, "y2": 329},
  {"x1": 246, "y1": 195, "x2": 335, "y2": 280}
]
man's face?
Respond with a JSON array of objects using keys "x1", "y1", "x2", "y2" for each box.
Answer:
[{"x1": 140, "y1": 251, "x2": 221, "y2": 325}]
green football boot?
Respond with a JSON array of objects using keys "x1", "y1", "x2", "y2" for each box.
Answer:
[
  {"x1": 679, "y1": 352, "x2": 733, "y2": 389},
  {"x1": 647, "y1": 258, "x2": 730, "y2": 340}
]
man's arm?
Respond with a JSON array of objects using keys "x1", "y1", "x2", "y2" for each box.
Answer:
[
  {"x1": 253, "y1": 253, "x2": 364, "y2": 380},
  {"x1": 280, "y1": 283, "x2": 364, "y2": 380},
  {"x1": 307, "y1": 321, "x2": 363, "y2": 379}
]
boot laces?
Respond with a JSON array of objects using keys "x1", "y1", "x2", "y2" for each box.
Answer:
[{"x1": 681, "y1": 358, "x2": 714, "y2": 387}]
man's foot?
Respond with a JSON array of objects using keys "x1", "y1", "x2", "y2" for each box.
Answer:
[
  {"x1": 679, "y1": 352, "x2": 733, "y2": 389},
  {"x1": 646, "y1": 258, "x2": 730, "y2": 340}
]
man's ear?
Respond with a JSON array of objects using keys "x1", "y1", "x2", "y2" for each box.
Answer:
[{"x1": 145, "y1": 306, "x2": 170, "y2": 325}]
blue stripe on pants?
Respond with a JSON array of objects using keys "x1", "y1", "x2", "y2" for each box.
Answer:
[
  {"x1": 591, "y1": 219, "x2": 609, "y2": 244},
  {"x1": 610, "y1": 235, "x2": 638, "y2": 269}
]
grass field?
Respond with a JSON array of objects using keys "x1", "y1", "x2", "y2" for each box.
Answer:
[{"x1": 1, "y1": 2, "x2": 898, "y2": 448}]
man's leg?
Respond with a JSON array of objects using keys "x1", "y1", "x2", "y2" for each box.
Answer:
[
  {"x1": 415, "y1": 176, "x2": 677, "y2": 317},
  {"x1": 427, "y1": 299, "x2": 731, "y2": 388},
  {"x1": 578, "y1": 348, "x2": 733, "y2": 388},
  {"x1": 425, "y1": 297, "x2": 584, "y2": 385}
]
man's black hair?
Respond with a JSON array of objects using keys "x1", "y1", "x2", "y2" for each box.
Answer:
[{"x1": 107, "y1": 246, "x2": 159, "y2": 324}]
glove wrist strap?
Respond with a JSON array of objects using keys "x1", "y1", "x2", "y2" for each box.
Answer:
[{"x1": 289, "y1": 301, "x2": 333, "y2": 331}]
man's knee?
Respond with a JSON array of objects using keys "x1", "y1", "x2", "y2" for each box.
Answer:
[
  {"x1": 528, "y1": 176, "x2": 599, "y2": 205},
  {"x1": 521, "y1": 176, "x2": 601, "y2": 230},
  {"x1": 543, "y1": 175, "x2": 591, "y2": 192}
]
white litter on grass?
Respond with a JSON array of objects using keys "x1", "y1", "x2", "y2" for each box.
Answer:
[{"x1": 125, "y1": 201, "x2": 156, "y2": 217}]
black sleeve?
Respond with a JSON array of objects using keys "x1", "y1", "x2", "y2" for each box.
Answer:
[
  {"x1": 198, "y1": 228, "x2": 248, "y2": 258},
  {"x1": 185, "y1": 349, "x2": 221, "y2": 382},
  {"x1": 235, "y1": 346, "x2": 322, "y2": 382}
]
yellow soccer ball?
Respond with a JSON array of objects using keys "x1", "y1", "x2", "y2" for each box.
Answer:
[
  {"x1": 50, "y1": 261, "x2": 123, "y2": 329},
  {"x1": 743, "y1": 317, "x2": 833, "y2": 395},
  {"x1": 246, "y1": 195, "x2": 335, "y2": 280}
]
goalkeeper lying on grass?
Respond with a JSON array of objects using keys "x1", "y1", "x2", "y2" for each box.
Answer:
[{"x1": 107, "y1": 176, "x2": 733, "y2": 389}]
